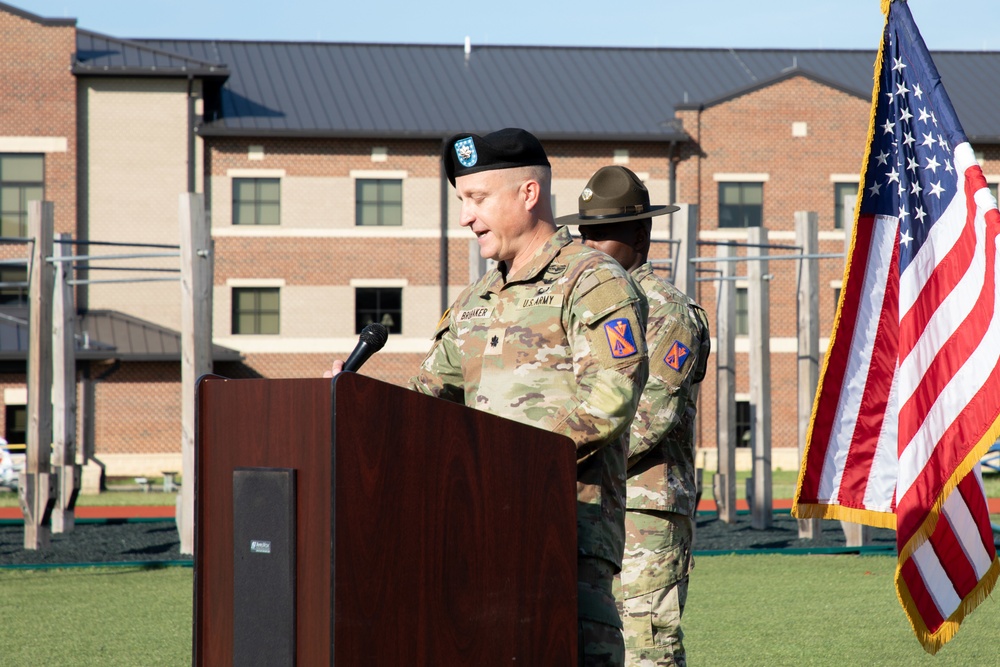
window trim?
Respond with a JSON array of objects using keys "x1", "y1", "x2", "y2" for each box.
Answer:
[
  {"x1": 232, "y1": 177, "x2": 281, "y2": 226},
  {"x1": 717, "y1": 181, "x2": 764, "y2": 229},
  {"x1": 832, "y1": 181, "x2": 859, "y2": 230},
  {"x1": 354, "y1": 285, "x2": 403, "y2": 335},
  {"x1": 231, "y1": 286, "x2": 281, "y2": 336},
  {"x1": 0, "y1": 153, "x2": 45, "y2": 238},
  {"x1": 355, "y1": 177, "x2": 404, "y2": 227}
]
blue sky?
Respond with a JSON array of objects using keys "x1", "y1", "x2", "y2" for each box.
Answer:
[{"x1": 11, "y1": 0, "x2": 999, "y2": 50}]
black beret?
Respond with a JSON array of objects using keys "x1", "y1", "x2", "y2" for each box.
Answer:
[{"x1": 442, "y1": 128, "x2": 550, "y2": 185}]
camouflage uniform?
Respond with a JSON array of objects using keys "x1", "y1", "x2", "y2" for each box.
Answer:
[
  {"x1": 410, "y1": 226, "x2": 649, "y2": 666},
  {"x1": 614, "y1": 262, "x2": 710, "y2": 667}
]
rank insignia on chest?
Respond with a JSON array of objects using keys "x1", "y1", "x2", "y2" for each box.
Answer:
[
  {"x1": 604, "y1": 319, "x2": 638, "y2": 359},
  {"x1": 484, "y1": 327, "x2": 506, "y2": 355},
  {"x1": 664, "y1": 340, "x2": 691, "y2": 371}
]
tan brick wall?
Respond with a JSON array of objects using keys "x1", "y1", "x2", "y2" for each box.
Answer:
[
  {"x1": 79, "y1": 77, "x2": 192, "y2": 331},
  {"x1": 0, "y1": 10, "x2": 77, "y2": 235}
]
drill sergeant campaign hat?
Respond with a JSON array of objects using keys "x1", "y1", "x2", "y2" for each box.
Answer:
[
  {"x1": 443, "y1": 128, "x2": 551, "y2": 186},
  {"x1": 555, "y1": 165, "x2": 680, "y2": 226}
]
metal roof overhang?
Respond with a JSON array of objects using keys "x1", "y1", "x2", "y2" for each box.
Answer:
[{"x1": 195, "y1": 125, "x2": 690, "y2": 143}]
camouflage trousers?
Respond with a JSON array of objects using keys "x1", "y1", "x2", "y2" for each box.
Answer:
[
  {"x1": 578, "y1": 556, "x2": 625, "y2": 667},
  {"x1": 613, "y1": 510, "x2": 693, "y2": 667}
]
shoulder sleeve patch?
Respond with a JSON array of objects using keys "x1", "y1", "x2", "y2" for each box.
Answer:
[
  {"x1": 604, "y1": 318, "x2": 639, "y2": 359},
  {"x1": 586, "y1": 306, "x2": 647, "y2": 371},
  {"x1": 648, "y1": 320, "x2": 699, "y2": 387},
  {"x1": 664, "y1": 340, "x2": 691, "y2": 371}
]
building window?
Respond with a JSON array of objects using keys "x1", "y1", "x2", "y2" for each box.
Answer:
[
  {"x1": 355, "y1": 287, "x2": 401, "y2": 334},
  {"x1": 718, "y1": 182, "x2": 762, "y2": 228},
  {"x1": 735, "y1": 287, "x2": 749, "y2": 336},
  {"x1": 356, "y1": 179, "x2": 402, "y2": 226},
  {"x1": 0, "y1": 266, "x2": 28, "y2": 306},
  {"x1": 0, "y1": 155, "x2": 44, "y2": 237},
  {"x1": 232, "y1": 287, "x2": 280, "y2": 334},
  {"x1": 735, "y1": 400, "x2": 752, "y2": 448},
  {"x1": 834, "y1": 182, "x2": 858, "y2": 230},
  {"x1": 4, "y1": 404, "x2": 26, "y2": 448},
  {"x1": 232, "y1": 178, "x2": 280, "y2": 225}
]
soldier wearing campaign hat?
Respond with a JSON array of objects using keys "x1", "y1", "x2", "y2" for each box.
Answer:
[
  {"x1": 558, "y1": 165, "x2": 711, "y2": 667},
  {"x1": 419, "y1": 129, "x2": 648, "y2": 666}
]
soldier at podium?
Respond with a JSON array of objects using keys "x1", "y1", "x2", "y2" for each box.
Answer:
[{"x1": 329, "y1": 128, "x2": 649, "y2": 666}]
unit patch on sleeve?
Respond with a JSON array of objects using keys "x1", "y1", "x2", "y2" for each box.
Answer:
[
  {"x1": 604, "y1": 318, "x2": 638, "y2": 359},
  {"x1": 664, "y1": 340, "x2": 691, "y2": 371}
]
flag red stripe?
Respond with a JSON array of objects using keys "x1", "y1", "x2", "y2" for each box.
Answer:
[
  {"x1": 799, "y1": 213, "x2": 878, "y2": 501},
  {"x1": 836, "y1": 241, "x2": 899, "y2": 505},
  {"x1": 927, "y1": 515, "x2": 978, "y2": 600},
  {"x1": 901, "y1": 556, "x2": 945, "y2": 634}
]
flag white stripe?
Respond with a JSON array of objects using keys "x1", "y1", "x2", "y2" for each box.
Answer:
[
  {"x1": 818, "y1": 215, "x2": 897, "y2": 502},
  {"x1": 912, "y1": 540, "x2": 962, "y2": 619}
]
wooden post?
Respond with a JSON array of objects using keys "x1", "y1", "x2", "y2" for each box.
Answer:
[
  {"x1": 747, "y1": 226, "x2": 772, "y2": 529},
  {"x1": 670, "y1": 204, "x2": 698, "y2": 301},
  {"x1": 179, "y1": 193, "x2": 213, "y2": 555},
  {"x1": 795, "y1": 213, "x2": 822, "y2": 539},
  {"x1": 52, "y1": 232, "x2": 80, "y2": 534},
  {"x1": 713, "y1": 243, "x2": 737, "y2": 524},
  {"x1": 21, "y1": 202, "x2": 55, "y2": 549}
]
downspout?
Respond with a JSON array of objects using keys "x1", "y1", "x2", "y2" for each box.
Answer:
[
  {"x1": 667, "y1": 138, "x2": 678, "y2": 206},
  {"x1": 440, "y1": 140, "x2": 450, "y2": 314},
  {"x1": 187, "y1": 75, "x2": 196, "y2": 194}
]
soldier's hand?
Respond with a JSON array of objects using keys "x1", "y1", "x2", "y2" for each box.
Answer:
[{"x1": 323, "y1": 359, "x2": 345, "y2": 378}]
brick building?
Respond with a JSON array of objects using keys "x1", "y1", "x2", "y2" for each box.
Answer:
[{"x1": 1, "y1": 2, "x2": 998, "y2": 477}]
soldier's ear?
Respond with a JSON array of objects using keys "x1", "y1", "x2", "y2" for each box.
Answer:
[
  {"x1": 521, "y1": 178, "x2": 542, "y2": 211},
  {"x1": 634, "y1": 223, "x2": 651, "y2": 252}
]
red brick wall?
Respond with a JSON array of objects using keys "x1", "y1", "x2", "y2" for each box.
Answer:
[
  {"x1": 680, "y1": 76, "x2": 873, "y2": 456},
  {"x1": 0, "y1": 9, "x2": 77, "y2": 235},
  {"x1": 90, "y1": 363, "x2": 181, "y2": 455}
]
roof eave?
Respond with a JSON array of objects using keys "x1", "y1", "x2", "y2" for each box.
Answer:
[
  {"x1": 196, "y1": 125, "x2": 689, "y2": 143},
  {"x1": 73, "y1": 65, "x2": 230, "y2": 79}
]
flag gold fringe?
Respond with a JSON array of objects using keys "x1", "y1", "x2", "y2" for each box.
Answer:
[
  {"x1": 897, "y1": 555, "x2": 1000, "y2": 655},
  {"x1": 793, "y1": 7, "x2": 890, "y2": 516},
  {"x1": 793, "y1": 502, "x2": 897, "y2": 529}
]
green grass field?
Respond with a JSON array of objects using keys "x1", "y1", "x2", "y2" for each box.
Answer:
[
  {"x1": 2, "y1": 470, "x2": 999, "y2": 664},
  {"x1": 2, "y1": 555, "x2": 998, "y2": 666}
]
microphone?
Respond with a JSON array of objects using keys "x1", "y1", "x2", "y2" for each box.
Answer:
[{"x1": 342, "y1": 323, "x2": 389, "y2": 372}]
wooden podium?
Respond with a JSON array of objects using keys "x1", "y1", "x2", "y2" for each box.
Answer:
[{"x1": 193, "y1": 373, "x2": 579, "y2": 666}]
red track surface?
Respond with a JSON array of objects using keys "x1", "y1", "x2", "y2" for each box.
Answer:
[{"x1": 0, "y1": 505, "x2": 175, "y2": 520}]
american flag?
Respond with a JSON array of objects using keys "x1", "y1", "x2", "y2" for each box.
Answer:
[{"x1": 793, "y1": 1, "x2": 1000, "y2": 653}]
